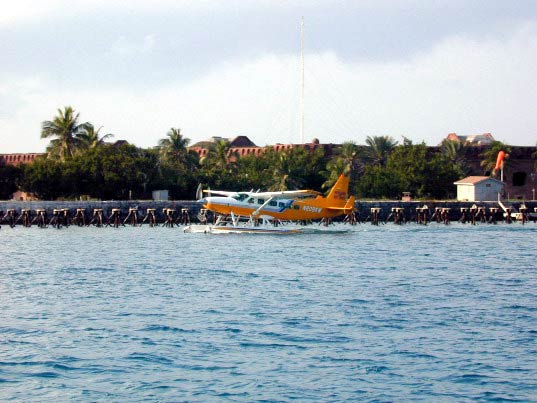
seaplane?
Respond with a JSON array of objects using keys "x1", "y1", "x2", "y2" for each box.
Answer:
[{"x1": 184, "y1": 174, "x2": 355, "y2": 234}]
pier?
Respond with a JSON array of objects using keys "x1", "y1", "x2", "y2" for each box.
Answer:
[{"x1": 0, "y1": 200, "x2": 535, "y2": 229}]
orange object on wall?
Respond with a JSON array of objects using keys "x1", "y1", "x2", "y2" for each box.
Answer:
[{"x1": 494, "y1": 150, "x2": 506, "y2": 171}]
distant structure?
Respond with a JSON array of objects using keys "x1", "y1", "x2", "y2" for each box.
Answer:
[
  {"x1": 2, "y1": 132, "x2": 535, "y2": 201},
  {"x1": 0, "y1": 153, "x2": 44, "y2": 166},
  {"x1": 454, "y1": 176, "x2": 504, "y2": 201},
  {"x1": 189, "y1": 136, "x2": 331, "y2": 161},
  {"x1": 445, "y1": 132, "x2": 495, "y2": 146}
]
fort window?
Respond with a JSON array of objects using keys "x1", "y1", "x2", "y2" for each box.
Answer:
[{"x1": 512, "y1": 172, "x2": 527, "y2": 187}]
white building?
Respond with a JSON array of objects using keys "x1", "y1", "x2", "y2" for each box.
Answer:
[
  {"x1": 152, "y1": 190, "x2": 169, "y2": 201},
  {"x1": 454, "y1": 176, "x2": 504, "y2": 201}
]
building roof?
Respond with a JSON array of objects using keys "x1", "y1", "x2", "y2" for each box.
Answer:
[
  {"x1": 229, "y1": 136, "x2": 257, "y2": 147},
  {"x1": 191, "y1": 135, "x2": 258, "y2": 148},
  {"x1": 445, "y1": 132, "x2": 495, "y2": 146},
  {"x1": 454, "y1": 176, "x2": 504, "y2": 185}
]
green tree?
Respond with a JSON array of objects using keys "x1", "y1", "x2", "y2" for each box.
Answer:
[
  {"x1": 21, "y1": 158, "x2": 65, "y2": 199},
  {"x1": 156, "y1": 128, "x2": 199, "y2": 198},
  {"x1": 440, "y1": 139, "x2": 470, "y2": 177},
  {"x1": 199, "y1": 140, "x2": 238, "y2": 188},
  {"x1": 323, "y1": 141, "x2": 362, "y2": 191},
  {"x1": 204, "y1": 140, "x2": 235, "y2": 170},
  {"x1": 77, "y1": 124, "x2": 114, "y2": 150},
  {"x1": 21, "y1": 144, "x2": 162, "y2": 200},
  {"x1": 364, "y1": 135, "x2": 398, "y2": 167},
  {"x1": 235, "y1": 150, "x2": 274, "y2": 190},
  {"x1": 268, "y1": 151, "x2": 302, "y2": 191},
  {"x1": 424, "y1": 153, "x2": 463, "y2": 199},
  {"x1": 41, "y1": 106, "x2": 89, "y2": 161},
  {"x1": 0, "y1": 163, "x2": 23, "y2": 200},
  {"x1": 267, "y1": 147, "x2": 325, "y2": 191},
  {"x1": 158, "y1": 128, "x2": 189, "y2": 161},
  {"x1": 157, "y1": 127, "x2": 199, "y2": 199},
  {"x1": 357, "y1": 141, "x2": 461, "y2": 199},
  {"x1": 74, "y1": 143, "x2": 158, "y2": 199},
  {"x1": 480, "y1": 141, "x2": 511, "y2": 176},
  {"x1": 357, "y1": 164, "x2": 404, "y2": 199}
]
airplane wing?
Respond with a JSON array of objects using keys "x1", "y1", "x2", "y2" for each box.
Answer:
[
  {"x1": 253, "y1": 190, "x2": 321, "y2": 198},
  {"x1": 202, "y1": 189, "x2": 238, "y2": 197}
]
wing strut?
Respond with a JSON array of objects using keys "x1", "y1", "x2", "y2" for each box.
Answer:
[{"x1": 252, "y1": 196, "x2": 274, "y2": 217}]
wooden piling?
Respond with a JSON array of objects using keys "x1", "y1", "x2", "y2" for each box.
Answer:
[
  {"x1": 143, "y1": 208, "x2": 157, "y2": 227},
  {"x1": 441, "y1": 208, "x2": 450, "y2": 225},
  {"x1": 370, "y1": 208, "x2": 381, "y2": 226}
]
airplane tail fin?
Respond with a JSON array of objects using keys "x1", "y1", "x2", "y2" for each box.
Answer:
[{"x1": 326, "y1": 174, "x2": 351, "y2": 207}]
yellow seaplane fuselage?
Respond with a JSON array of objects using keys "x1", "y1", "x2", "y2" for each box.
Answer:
[{"x1": 201, "y1": 174, "x2": 355, "y2": 221}]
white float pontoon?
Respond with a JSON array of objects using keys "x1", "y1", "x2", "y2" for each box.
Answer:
[{"x1": 183, "y1": 212, "x2": 302, "y2": 234}]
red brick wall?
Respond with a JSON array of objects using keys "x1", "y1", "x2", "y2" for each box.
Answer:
[{"x1": 0, "y1": 153, "x2": 44, "y2": 166}]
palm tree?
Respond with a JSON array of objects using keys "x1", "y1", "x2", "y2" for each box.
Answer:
[
  {"x1": 322, "y1": 157, "x2": 348, "y2": 190},
  {"x1": 41, "y1": 106, "x2": 89, "y2": 161},
  {"x1": 77, "y1": 124, "x2": 114, "y2": 150},
  {"x1": 480, "y1": 141, "x2": 511, "y2": 176},
  {"x1": 323, "y1": 141, "x2": 361, "y2": 189},
  {"x1": 440, "y1": 139, "x2": 469, "y2": 175},
  {"x1": 364, "y1": 135, "x2": 398, "y2": 166},
  {"x1": 199, "y1": 139, "x2": 238, "y2": 188},
  {"x1": 202, "y1": 140, "x2": 237, "y2": 171},
  {"x1": 268, "y1": 151, "x2": 303, "y2": 191},
  {"x1": 158, "y1": 128, "x2": 190, "y2": 161}
]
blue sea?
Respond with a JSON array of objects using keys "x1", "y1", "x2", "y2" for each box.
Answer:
[{"x1": 1, "y1": 223, "x2": 536, "y2": 402}]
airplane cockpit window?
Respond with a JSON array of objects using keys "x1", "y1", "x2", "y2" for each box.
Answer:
[
  {"x1": 247, "y1": 197, "x2": 255, "y2": 204},
  {"x1": 257, "y1": 199, "x2": 265, "y2": 205},
  {"x1": 232, "y1": 193, "x2": 249, "y2": 202}
]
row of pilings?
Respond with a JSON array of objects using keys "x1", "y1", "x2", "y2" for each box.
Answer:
[
  {"x1": 0, "y1": 206, "x2": 205, "y2": 228},
  {"x1": 359, "y1": 204, "x2": 536, "y2": 225},
  {"x1": 0, "y1": 200, "x2": 535, "y2": 229}
]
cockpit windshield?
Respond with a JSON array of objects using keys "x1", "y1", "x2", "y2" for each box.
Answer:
[{"x1": 232, "y1": 193, "x2": 249, "y2": 202}]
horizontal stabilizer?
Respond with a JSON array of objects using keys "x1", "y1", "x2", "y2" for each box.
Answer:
[{"x1": 326, "y1": 196, "x2": 355, "y2": 212}]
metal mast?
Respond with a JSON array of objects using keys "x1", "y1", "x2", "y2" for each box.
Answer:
[{"x1": 300, "y1": 17, "x2": 305, "y2": 145}]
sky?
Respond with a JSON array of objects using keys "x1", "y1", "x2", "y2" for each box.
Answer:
[{"x1": 1, "y1": 0, "x2": 537, "y2": 153}]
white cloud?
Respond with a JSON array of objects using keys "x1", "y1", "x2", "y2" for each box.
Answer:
[
  {"x1": 0, "y1": 1, "x2": 62, "y2": 25},
  {"x1": 0, "y1": 0, "x2": 289, "y2": 26},
  {"x1": 2, "y1": 21, "x2": 537, "y2": 153},
  {"x1": 109, "y1": 34, "x2": 157, "y2": 57}
]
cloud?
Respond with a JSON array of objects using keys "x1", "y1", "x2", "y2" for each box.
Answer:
[
  {"x1": 0, "y1": 1, "x2": 63, "y2": 25},
  {"x1": 0, "y1": 0, "x2": 289, "y2": 26},
  {"x1": 109, "y1": 34, "x2": 157, "y2": 57},
  {"x1": 2, "y1": 21, "x2": 537, "y2": 153}
]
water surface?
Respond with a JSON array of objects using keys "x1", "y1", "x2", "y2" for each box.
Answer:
[{"x1": 1, "y1": 224, "x2": 536, "y2": 401}]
